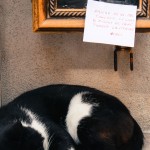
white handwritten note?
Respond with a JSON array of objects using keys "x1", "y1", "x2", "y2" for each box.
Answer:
[{"x1": 83, "y1": 1, "x2": 137, "y2": 47}]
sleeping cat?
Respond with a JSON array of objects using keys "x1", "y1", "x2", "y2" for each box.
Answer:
[{"x1": 0, "y1": 84, "x2": 144, "y2": 150}]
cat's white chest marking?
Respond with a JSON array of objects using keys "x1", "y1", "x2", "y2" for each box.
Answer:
[
  {"x1": 20, "y1": 107, "x2": 49, "y2": 150},
  {"x1": 66, "y1": 92, "x2": 94, "y2": 144},
  {"x1": 68, "y1": 147, "x2": 75, "y2": 150}
]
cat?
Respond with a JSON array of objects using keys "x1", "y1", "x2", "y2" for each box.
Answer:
[{"x1": 0, "y1": 84, "x2": 144, "y2": 150}]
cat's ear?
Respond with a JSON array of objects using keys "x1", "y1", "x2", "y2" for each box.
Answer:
[{"x1": 5, "y1": 121, "x2": 24, "y2": 140}]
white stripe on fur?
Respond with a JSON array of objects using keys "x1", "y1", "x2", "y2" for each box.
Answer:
[
  {"x1": 20, "y1": 107, "x2": 49, "y2": 150},
  {"x1": 66, "y1": 92, "x2": 93, "y2": 143}
]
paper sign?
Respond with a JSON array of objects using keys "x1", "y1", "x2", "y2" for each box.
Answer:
[{"x1": 83, "y1": 1, "x2": 137, "y2": 47}]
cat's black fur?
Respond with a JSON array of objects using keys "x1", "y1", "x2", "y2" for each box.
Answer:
[{"x1": 0, "y1": 84, "x2": 144, "y2": 150}]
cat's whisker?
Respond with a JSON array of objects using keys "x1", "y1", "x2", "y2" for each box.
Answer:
[{"x1": 48, "y1": 133, "x2": 55, "y2": 149}]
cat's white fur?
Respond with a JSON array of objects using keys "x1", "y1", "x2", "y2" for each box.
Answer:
[
  {"x1": 66, "y1": 92, "x2": 93, "y2": 144},
  {"x1": 20, "y1": 107, "x2": 49, "y2": 150},
  {"x1": 68, "y1": 147, "x2": 75, "y2": 150},
  {"x1": 20, "y1": 93, "x2": 93, "y2": 150}
]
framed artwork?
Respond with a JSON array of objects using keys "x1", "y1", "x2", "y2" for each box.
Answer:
[{"x1": 33, "y1": 0, "x2": 150, "y2": 32}]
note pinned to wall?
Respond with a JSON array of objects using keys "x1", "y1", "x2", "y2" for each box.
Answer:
[{"x1": 83, "y1": 1, "x2": 137, "y2": 47}]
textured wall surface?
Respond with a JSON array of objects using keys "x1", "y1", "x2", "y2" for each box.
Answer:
[{"x1": 0, "y1": 0, "x2": 150, "y2": 146}]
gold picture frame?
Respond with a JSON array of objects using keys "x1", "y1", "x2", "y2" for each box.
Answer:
[{"x1": 33, "y1": 0, "x2": 150, "y2": 32}]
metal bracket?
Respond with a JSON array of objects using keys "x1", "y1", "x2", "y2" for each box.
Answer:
[{"x1": 114, "y1": 46, "x2": 133, "y2": 71}]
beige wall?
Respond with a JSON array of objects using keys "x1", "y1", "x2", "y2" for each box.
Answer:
[{"x1": 0, "y1": 0, "x2": 150, "y2": 136}]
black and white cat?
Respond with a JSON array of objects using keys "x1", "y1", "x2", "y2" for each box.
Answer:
[{"x1": 0, "y1": 84, "x2": 144, "y2": 150}]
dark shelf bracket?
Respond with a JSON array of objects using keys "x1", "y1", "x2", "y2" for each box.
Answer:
[{"x1": 114, "y1": 46, "x2": 133, "y2": 71}]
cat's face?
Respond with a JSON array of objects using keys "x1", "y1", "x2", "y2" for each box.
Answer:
[{"x1": 0, "y1": 122, "x2": 44, "y2": 150}]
